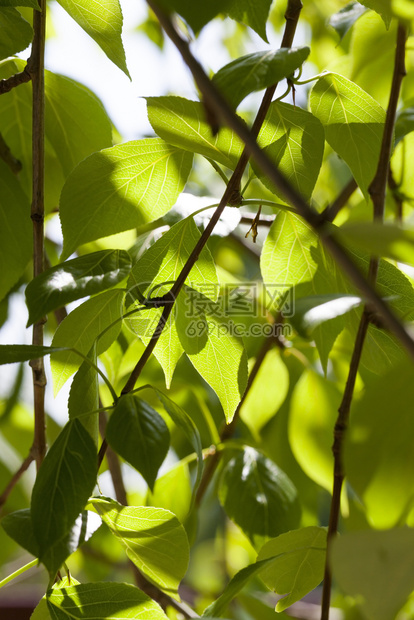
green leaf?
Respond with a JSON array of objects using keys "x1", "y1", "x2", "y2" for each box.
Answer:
[
  {"x1": 1, "y1": 509, "x2": 38, "y2": 557},
  {"x1": 0, "y1": 8, "x2": 32, "y2": 61},
  {"x1": 288, "y1": 369, "x2": 342, "y2": 492},
  {"x1": 90, "y1": 497, "x2": 189, "y2": 598},
  {"x1": 240, "y1": 349, "x2": 289, "y2": 438},
  {"x1": 337, "y1": 221, "x2": 414, "y2": 266},
  {"x1": 26, "y1": 250, "x2": 131, "y2": 327},
  {"x1": 212, "y1": 47, "x2": 310, "y2": 110},
  {"x1": 126, "y1": 217, "x2": 218, "y2": 386},
  {"x1": 153, "y1": 388, "x2": 204, "y2": 509},
  {"x1": 106, "y1": 394, "x2": 170, "y2": 491},
  {"x1": 291, "y1": 294, "x2": 363, "y2": 338},
  {"x1": 254, "y1": 102, "x2": 325, "y2": 201},
  {"x1": 176, "y1": 287, "x2": 248, "y2": 423},
  {"x1": 56, "y1": 0, "x2": 129, "y2": 77},
  {"x1": 68, "y1": 344, "x2": 99, "y2": 447},
  {"x1": 156, "y1": 0, "x2": 232, "y2": 33},
  {"x1": 146, "y1": 96, "x2": 244, "y2": 169},
  {"x1": 0, "y1": 0, "x2": 39, "y2": 7},
  {"x1": 395, "y1": 105, "x2": 414, "y2": 144},
  {"x1": 218, "y1": 447, "x2": 301, "y2": 545},
  {"x1": 329, "y1": 2, "x2": 368, "y2": 41},
  {"x1": 0, "y1": 161, "x2": 32, "y2": 302},
  {"x1": 344, "y1": 361, "x2": 414, "y2": 528},
  {"x1": 331, "y1": 528, "x2": 414, "y2": 620},
  {"x1": 257, "y1": 527, "x2": 327, "y2": 612},
  {"x1": 51, "y1": 289, "x2": 124, "y2": 394},
  {"x1": 31, "y1": 420, "x2": 97, "y2": 573},
  {"x1": 359, "y1": 0, "x2": 392, "y2": 26},
  {"x1": 46, "y1": 581, "x2": 169, "y2": 619},
  {"x1": 309, "y1": 72, "x2": 385, "y2": 199},
  {"x1": 60, "y1": 139, "x2": 193, "y2": 259},
  {"x1": 225, "y1": 0, "x2": 273, "y2": 42},
  {"x1": 0, "y1": 344, "x2": 67, "y2": 365},
  {"x1": 147, "y1": 462, "x2": 192, "y2": 523}
]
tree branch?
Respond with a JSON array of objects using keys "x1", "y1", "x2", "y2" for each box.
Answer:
[
  {"x1": 0, "y1": 67, "x2": 31, "y2": 95},
  {"x1": 28, "y1": 0, "x2": 47, "y2": 471},
  {"x1": 321, "y1": 178, "x2": 357, "y2": 223},
  {"x1": 320, "y1": 23, "x2": 407, "y2": 620}
]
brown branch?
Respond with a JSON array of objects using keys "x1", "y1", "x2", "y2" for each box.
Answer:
[
  {"x1": 239, "y1": 213, "x2": 274, "y2": 227},
  {"x1": 195, "y1": 330, "x2": 284, "y2": 506},
  {"x1": 388, "y1": 166, "x2": 403, "y2": 223},
  {"x1": 145, "y1": 1, "x2": 414, "y2": 364},
  {"x1": 0, "y1": 67, "x2": 31, "y2": 95},
  {"x1": 320, "y1": 23, "x2": 407, "y2": 620},
  {"x1": 321, "y1": 178, "x2": 357, "y2": 223},
  {"x1": 0, "y1": 453, "x2": 34, "y2": 511},
  {"x1": 28, "y1": 0, "x2": 47, "y2": 471}
]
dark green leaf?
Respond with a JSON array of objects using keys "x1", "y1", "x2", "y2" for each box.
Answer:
[
  {"x1": 345, "y1": 360, "x2": 414, "y2": 528},
  {"x1": 90, "y1": 497, "x2": 189, "y2": 598},
  {"x1": 331, "y1": 528, "x2": 414, "y2": 620},
  {"x1": 56, "y1": 0, "x2": 130, "y2": 77},
  {"x1": 359, "y1": 0, "x2": 392, "y2": 26},
  {"x1": 0, "y1": 0, "x2": 39, "y2": 7},
  {"x1": 336, "y1": 221, "x2": 414, "y2": 266},
  {"x1": 257, "y1": 527, "x2": 327, "y2": 612},
  {"x1": 106, "y1": 394, "x2": 170, "y2": 491},
  {"x1": 1, "y1": 509, "x2": 38, "y2": 556},
  {"x1": 46, "y1": 581, "x2": 169, "y2": 619},
  {"x1": 213, "y1": 47, "x2": 310, "y2": 110},
  {"x1": 218, "y1": 447, "x2": 301, "y2": 545},
  {"x1": 26, "y1": 250, "x2": 131, "y2": 327},
  {"x1": 291, "y1": 294, "x2": 363, "y2": 337},
  {"x1": 31, "y1": 420, "x2": 97, "y2": 573},
  {"x1": 51, "y1": 289, "x2": 124, "y2": 393},
  {"x1": 254, "y1": 102, "x2": 325, "y2": 201},
  {"x1": 68, "y1": 344, "x2": 99, "y2": 447},
  {"x1": 0, "y1": 8, "x2": 32, "y2": 61},
  {"x1": 0, "y1": 160, "x2": 32, "y2": 302},
  {"x1": 395, "y1": 105, "x2": 414, "y2": 144},
  {"x1": 0, "y1": 344, "x2": 67, "y2": 365},
  {"x1": 60, "y1": 139, "x2": 193, "y2": 259},
  {"x1": 225, "y1": 0, "x2": 273, "y2": 42},
  {"x1": 310, "y1": 72, "x2": 385, "y2": 199},
  {"x1": 146, "y1": 96, "x2": 244, "y2": 169},
  {"x1": 329, "y1": 2, "x2": 367, "y2": 40},
  {"x1": 156, "y1": 0, "x2": 232, "y2": 33}
]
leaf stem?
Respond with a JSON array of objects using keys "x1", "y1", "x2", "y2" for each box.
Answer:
[
  {"x1": 320, "y1": 23, "x2": 407, "y2": 620},
  {"x1": 0, "y1": 559, "x2": 38, "y2": 589},
  {"x1": 205, "y1": 158, "x2": 229, "y2": 184}
]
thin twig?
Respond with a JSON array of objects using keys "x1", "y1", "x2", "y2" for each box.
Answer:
[
  {"x1": 146, "y1": 0, "x2": 414, "y2": 363},
  {"x1": 0, "y1": 453, "x2": 34, "y2": 511},
  {"x1": 28, "y1": 0, "x2": 47, "y2": 471},
  {"x1": 0, "y1": 67, "x2": 31, "y2": 95},
  {"x1": 0, "y1": 133, "x2": 22, "y2": 174},
  {"x1": 320, "y1": 23, "x2": 407, "y2": 620},
  {"x1": 321, "y1": 178, "x2": 357, "y2": 222},
  {"x1": 239, "y1": 213, "x2": 274, "y2": 227},
  {"x1": 388, "y1": 166, "x2": 403, "y2": 223}
]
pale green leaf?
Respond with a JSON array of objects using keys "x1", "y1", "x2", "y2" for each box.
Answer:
[
  {"x1": 47, "y1": 582, "x2": 169, "y2": 619},
  {"x1": 345, "y1": 360, "x2": 414, "y2": 528},
  {"x1": 146, "y1": 96, "x2": 245, "y2": 169},
  {"x1": 257, "y1": 527, "x2": 327, "y2": 612},
  {"x1": 309, "y1": 72, "x2": 385, "y2": 198},
  {"x1": 31, "y1": 420, "x2": 97, "y2": 573},
  {"x1": 331, "y1": 528, "x2": 414, "y2": 620},
  {"x1": 146, "y1": 462, "x2": 192, "y2": 523},
  {"x1": 68, "y1": 344, "x2": 99, "y2": 447},
  {"x1": 240, "y1": 349, "x2": 289, "y2": 438},
  {"x1": 329, "y1": 2, "x2": 368, "y2": 41},
  {"x1": 51, "y1": 289, "x2": 124, "y2": 394},
  {"x1": 0, "y1": 161, "x2": 32, "y2": 302},
  {"x1": 90, "y1": 497, "x2": 189, "y2": 599},
  {"x1": 225, "y1": 0, "x2": 273, "y2": 41},
  {"x1": 176, "y1": 287, "x2": 248, "y2": 423},
  {"x1": 213, "y1": 48, "x2": 310, "y2": 109},
  {"x1": 60, "y1": 139, "x2": 193, "y2": 259},
  {"x1": 31, "y1": 578, "x2": 79, "y2": 620},
  {"x1": 359, "y1": 0, "x2": 392, "y2": 26},
  {"x1": 0, "y1": 8, "x2": 32, "y2": 61},
  {"x1": 254, "y1": 102, "x2": 324, "y2": 201},
  {"x1": 393, "y1": 0, "x2": 414, "y2": 19},
  {"x1": 288, "y1": 369, "x2": 342, "y2": 492},
  {"x1": 126, "y1": 217, "x2": 218, "y2": 386},
  {"x1": 56, "y1": 0, "x2": 130, "y2": 76},
  {"x1": 218, "y1": 447, "x2": 301, "y2": 545},
  {"x1": 106, "y1": 394, "x2": 170, "y2": 491},
  {"x1": 26, "y1": 249, "x2": 131, "y2": 326},
  {"x1": 337, "y1": 221, "x2": 414, "y2": 266}
]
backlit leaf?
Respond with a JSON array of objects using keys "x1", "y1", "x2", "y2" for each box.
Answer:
[
  {"x1": 90, "y1": 497, "x2": 189, "y2": 598},
  {"x1": 291, "y1": 294, "x2": 363, "y2": 338},
  {"x1": 31, "y1": 420, "x2": 97, "y2": 573},
  {"x1": 225, "y1": 0, "x2": 273, "y2": 41},
  {"x1": 337, "y1": 221, "x2": 414, "y2": 266},
  {"x1": 60, "y1": 139, "x2": 193, "y2": 259},
  {"x1": 213, "y1": 48, "x2": 310, "y2": 109},
  {"x1": 26, "y1": 250, "x2": 131, "y2": 326},
  {"x1": 0, "y1": 8, "x2": 32, "y2": 61},
  {"x1": 218, "y1": 447, "x2": 301, "y2": 545},
  {"x1": 51, "y1": 289, "x2": 124, "y2": 394},
  {"x1": 156, "y1": 0, "x2": 232, "y2": 33},
  {"x1": 106, "y1": 394, "x2": 170, "y2": 491},
  {"x1": 310, "y1": 72, "x2": 385, "y2": 198},
  {"x1": 56, "y1": 0, "x2": 130, "y2": 76},
  {"x1": 68, "y1": 344, "x2": 99, "y2": 447},
  {"x1": 146, "y1": 96, "x2": 244, "y2": 169}
]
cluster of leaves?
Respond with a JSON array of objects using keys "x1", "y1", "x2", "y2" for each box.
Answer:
[{"x1": 2, "y1": 0, "x2": 414, "y2": 619}]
